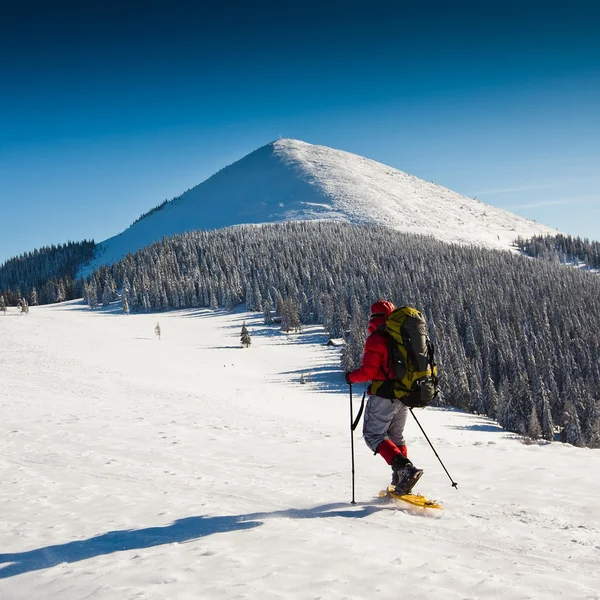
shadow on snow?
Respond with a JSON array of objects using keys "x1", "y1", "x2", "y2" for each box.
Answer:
[
  {"x1": 448, "y1": 423, "x2": 505, "y2": 433},
  {"x1": 277, "y1": 365, "x2": 353, "y2": 394},
  {"x1": 0, "y1": 502, "x2": 382, "y2": 579}
]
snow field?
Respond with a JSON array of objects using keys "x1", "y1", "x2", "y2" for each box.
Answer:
[{"x1": 1, "y1": 302, "x2": 599, "y2": 600}]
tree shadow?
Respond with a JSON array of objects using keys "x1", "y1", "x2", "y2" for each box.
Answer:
[
  {"x1": 449, "y1": 423, "x2": 505, "y2": 433},
  {"x1": 0, "y1": 502, "x2": 382, "y2": 579},
  {"x1": 204, "y1": 320, "x2": 333, "y2": 351},
  {"x1": 278, "y1": 365, "x2": 356, "y2": 395},
  {"x1": 222, "y1": 322, "x2": 329, "y2": 346},
  {"x1": 180, "y1": 309, "x2": 228, "y2": 319},
  {"x1": 52, "y1": 300, "x2": 125, "y2": 315}
]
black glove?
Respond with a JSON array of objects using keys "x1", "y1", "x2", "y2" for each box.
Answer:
[{"x1": 345, "y1": 372, "x2": 353, "y2": 385}]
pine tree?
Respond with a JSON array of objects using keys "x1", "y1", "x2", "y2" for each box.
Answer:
[
  {"x1": 280, "y1": 297, "x2": 301, "y2": 332},
  {"x1": 160, "y1": 287, "x2": 169, "y2": 311},
  {"x1": 585, "y1": 417, "x2": 600, "y2": 449},
  {"x1": 209, "y1": 284, "x2": 218, "y2": 310},
  {"x1": 467, "y1": 361, "x2": 484, "y2": 414},
  {"x1": 274, "y1": 289, "x2": 284, "y2": 317},
  {"x1": 298, "y1": 290, "x2": 311, "y2": 323},
  {"x1": 0, "y1": 295, "x2": 6, "y2": 315},
  {"x1": 496, "y1": 379, "x2": 510, "y2": 430},
  {"x1": 241, "y1": 321, "x2": 251, "y2": 347},
  {"x1": 253, "y1": 281, "x2": 263, "y2": 312},
  {"x1": 57, "y1": 279, "x2": 66, "y2": 303},
  {"x1": 482, "y1": 373, "x2": 499, "y2": 419},
  {"x1": 122, "y1": 275, "x2": 131, "y2": 305},
  {"x1": 341, "y1": 310, "x2": 366, "y2": 372},
  {"x1": 122, "y1": 296, "x2": 130, "y2": 315},
  {"x1": 581, "y1": 391, "x2": 600, "y2": 447},
  {"x1": 450, "y1": 357, "x2": 471, "y2": 411},
  {"x1": 508, "y1": 372, "x2": 532, "y2": 435},
  {"x1": 155, "y1": 322, "x2": 161, "y2": 340},
  {"x1": 536, "y1": 380, "x2": 554, "y2": 441},
  {"x1": 87, "y1": 282, "x2": 98, "y2": 309},
  {"x1": 262, "y1": 299, "x2": 274, "y2": 324},
  {"x1": 245, "y1": 280, "x2": 262, "y2": 312},
  {"x1": 320, "y1": 293, "x2": 334, "y2": 332},
  {"x1": 102, "y1": 274, "x2": 114, "y2": 306},
  {"x1": 561, "y1": 401, "x2": 582, "y2": 446},
  {"x1": 329, "y1": 298, "x2": 348, "y2": 338},
  {"x1": 527, "y1": 407, "x2": 542, "y2": 441}
]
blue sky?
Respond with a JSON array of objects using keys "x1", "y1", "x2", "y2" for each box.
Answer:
[{"x1": 1, "y1": 0, "x2": 599, "y2": 263}]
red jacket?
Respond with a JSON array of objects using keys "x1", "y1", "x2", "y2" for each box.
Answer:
[{"x1": 348, "y1": 315, "x2": 390, "y2": 386}]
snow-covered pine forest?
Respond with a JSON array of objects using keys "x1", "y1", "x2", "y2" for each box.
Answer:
[
  {"x1": 0, "y1": 240, "x2": 94, "y2": 305},
  {"x1": 69, "y1": 221, "x2": 599, "y2": 448},
  {"x1": 516, "y1": 234, "x2": 600, "y2": 270},
  {"x1": 2, "y1": 222, "x2": 600, "y2": 448}
]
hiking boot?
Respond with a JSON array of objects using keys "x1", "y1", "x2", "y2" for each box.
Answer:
[
  {"x1": 393, "y1": 464, "x2": 423, "y2": 495},
  {"x1": 391, "y1": 452, "x2": 411, "y2": 473},
  {"x1": 391, "y1": 453, "x2": 423, "y2": 495}
]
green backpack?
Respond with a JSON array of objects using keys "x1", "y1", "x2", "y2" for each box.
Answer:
[{"x1": 370, "y1": 306, "x2": 439, "y2": 408}]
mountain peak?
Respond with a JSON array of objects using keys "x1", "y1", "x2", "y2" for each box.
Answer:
[{"x1": 80, "y1": 140, "x2": 559, "y2": 275}]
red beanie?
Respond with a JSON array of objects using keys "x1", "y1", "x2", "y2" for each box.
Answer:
[{"x1": 370, "y1": 300, "x2": 395, "y2": 317}]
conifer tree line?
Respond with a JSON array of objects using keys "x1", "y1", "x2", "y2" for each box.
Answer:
[
  {"x1": 130, "y1": 195, "x2": 180, "y2": 226},
  {"x1": 0, "y1": 241, "x2": 95, "y2": 305},
  {"x1": 516, "y1": 234, "x2": 600, "y2": 270},
  {"x1": 80, "y1": 221, "x2": 600, "y2": 448}
]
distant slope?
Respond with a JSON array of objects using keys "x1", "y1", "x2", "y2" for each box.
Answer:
[
  {"x1": 516, "y1": 234, "x2": 600, "y2": 271},
  {"x1": 81, "y1": 139, "x2": 559, "y2": 275}
]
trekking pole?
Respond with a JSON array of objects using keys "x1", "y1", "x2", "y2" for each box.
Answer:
[
  {"x1": 409, "y1": 408, "x2": 458, "y2": 489},
  {"x1": 349, "y1": 383, "x2": 356, "y2": 504}
]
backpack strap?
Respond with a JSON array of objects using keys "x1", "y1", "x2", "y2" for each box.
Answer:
[
  {"x1": 426, "y1": 339, "x2": 439, "y2": 386},
  {"x1": 376, "y1": 328, "x2": 395, "y2": 381}
]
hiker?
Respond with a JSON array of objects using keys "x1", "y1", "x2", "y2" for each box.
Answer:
[{"x1": 345, "y1": 300, "x2": 422, "y2": 494}]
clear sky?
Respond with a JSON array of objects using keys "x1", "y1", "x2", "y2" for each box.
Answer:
[{"x1": 1, "y1": 0, "x2": 599, "y2": 263}]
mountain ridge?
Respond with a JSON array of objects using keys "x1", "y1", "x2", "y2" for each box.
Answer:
[{"x1": 81, "y1": 139, "x2": 559, "y2": 275}]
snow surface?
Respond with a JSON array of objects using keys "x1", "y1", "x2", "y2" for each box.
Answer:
[
  {"x1": 81, "y1": 139, "x2": 559, "y2": 276},
  {"x1": 2, "y1": 303, "x2": 599, "y2": 600}
]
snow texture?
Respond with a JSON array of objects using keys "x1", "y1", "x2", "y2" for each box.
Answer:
[
  {"x1": 81, "y1": 139, "x2": 559, "y2": 275},
  {"x1": 2, "y1": 302, "x2": 599, "y2": 600}
]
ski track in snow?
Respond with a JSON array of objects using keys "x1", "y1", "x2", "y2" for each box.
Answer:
[{"x1": 1, "y1": 302, "x2": 599, "y2": 600}]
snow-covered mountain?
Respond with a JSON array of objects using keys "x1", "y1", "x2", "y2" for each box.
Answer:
[{"x1": 83, "y1": 139, "x2": 558, "y2": 274}]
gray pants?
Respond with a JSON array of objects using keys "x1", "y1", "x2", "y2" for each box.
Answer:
[{"x1": 363, "y1": 395, "x2": 408, "y2": 453}]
